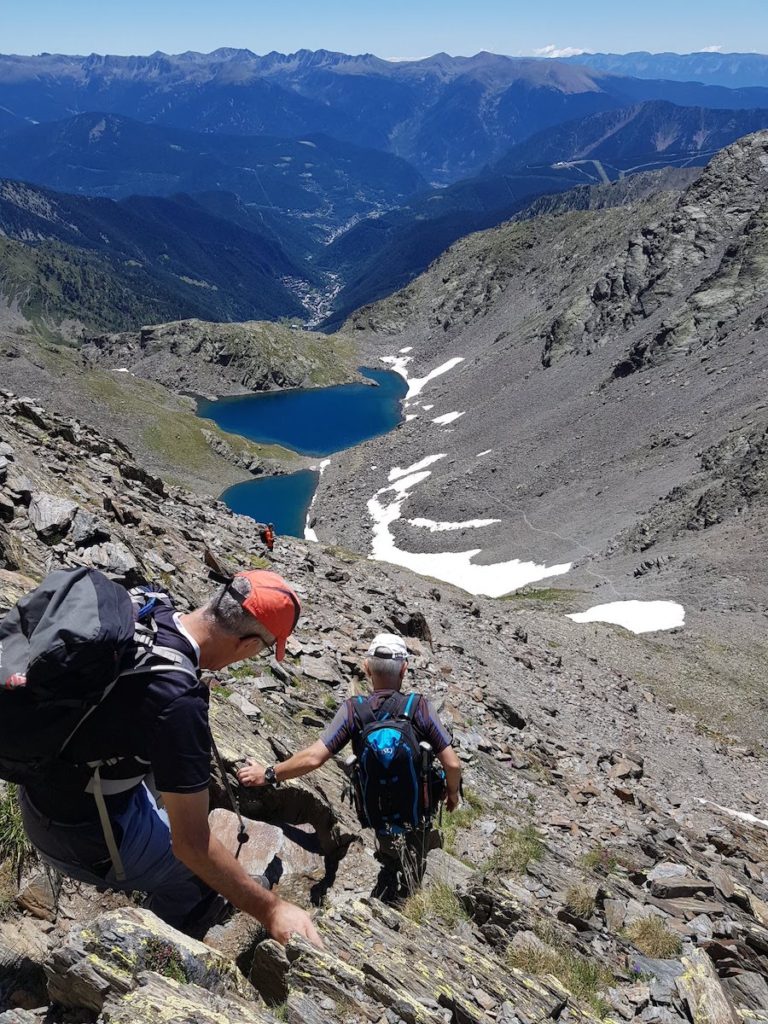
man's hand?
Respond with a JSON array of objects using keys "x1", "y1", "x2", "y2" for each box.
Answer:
[
  {"x1": 237, "y1": 758, "x2": 266, "y2": 787},
  {"x1": 264, "y1": 896, "x2": 323, "y2": 947},
  {"x1": 445, "y1": 790, "x2": 460, "y2": 813}
]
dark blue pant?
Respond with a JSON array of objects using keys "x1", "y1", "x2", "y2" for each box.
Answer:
[{"x1": 20, "y1": 784, "x2": 221, "y2": 934}]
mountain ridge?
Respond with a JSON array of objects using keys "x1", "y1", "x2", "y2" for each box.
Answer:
[{"x1": 2, "y1": 49, "x2": 768, "y2": 181}]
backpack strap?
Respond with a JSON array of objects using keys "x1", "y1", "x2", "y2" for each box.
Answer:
[
  {"x1": 352, "y1": 695, "x2": 377, "y2": 730},
  {"x1": 399, "y1": 692, "x2": 420, "y2": 722}
]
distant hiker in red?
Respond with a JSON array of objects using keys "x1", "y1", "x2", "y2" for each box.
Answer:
[{"x1": 260, "y1": 522, "x2": 275, "y2": 551}]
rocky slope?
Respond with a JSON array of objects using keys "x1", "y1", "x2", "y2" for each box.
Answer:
[
  {"x1": 1, "y1": 391, "x2": 767, "y2": 1024},
  {"x1": 309, "y1": 131, "x2": 768, "y2": 741}
]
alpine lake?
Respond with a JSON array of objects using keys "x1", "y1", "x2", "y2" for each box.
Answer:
[{"x1": 197, "y1": 368, "x2": 407, "y2": 537}]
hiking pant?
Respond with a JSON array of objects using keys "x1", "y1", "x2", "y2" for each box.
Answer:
[
  {"x1": 372, "y1": 825, "x2": 442, "y2": 902},
  {"x1": 19, "y1": 783, "x2": 222, "y2": 936}
]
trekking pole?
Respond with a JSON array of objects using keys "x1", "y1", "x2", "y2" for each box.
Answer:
[
  {"x1": 419, "y1": 741, "x2": 432, "y2": 816},
  {"x1": 210, "y1": 733, "x2": 250, "y2": 856}
]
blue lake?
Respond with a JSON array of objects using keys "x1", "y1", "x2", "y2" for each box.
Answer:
[{"x1": 199, "y1": 368, "x2": 406, "y2": 536}]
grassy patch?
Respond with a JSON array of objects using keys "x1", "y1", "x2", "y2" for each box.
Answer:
[
  {"x1": 211, "y1": 683, "x2": 233, "y2": 699},
  {"x1": 440, "y1": 788, "x2": 484, "y2": 856},
  {"x1": 500, "y1": 588, "x2": 576, "y2": 603},
  {"x1": 565, "y1": 884, "x2": 597, "y2": 919},
  {"x1": 0, "y1": 784, "x2": 34, "y2": 876},
  {"x1": 228, "y1": 663, "x2": 258, "y2": 681},
  {"x1": 624, "y1": 916, "x2": 682, "y2": 958},
  {"x1": 403, "y1": 880, "x2": 469, "y2": 928},
  {"x1": 0, "y1": 862, "x2": 17, "y2": 918},
  {"x1": 580, "y1": 846, "x2": 619, "y2": 874},
  {"x1": 144, "y1": 937, "x2": 189, "y2": 984},
  {"x1": 507, "y1": 940, "x2": 611, "y2": 1014},
  {"x1": 486, "y1": 824, "x2": 544, "y2": 874}
]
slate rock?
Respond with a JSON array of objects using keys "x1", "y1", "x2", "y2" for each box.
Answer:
[
  {"x1": 70, "y1": 508, "x2": 111, "y2": 547},
  {"x1": 208, "y1": 809, "x2": 325, "y2": 884},
  {"x1": 27, "y1": 492, "x2": 78, "y2": 539},
  {"x1": 300, "y1": 654, "x2": 340, "y2": 684}
]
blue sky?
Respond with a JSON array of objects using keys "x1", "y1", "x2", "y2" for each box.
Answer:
[{"x1": 1, "y1": 0, "x2": 765, "y2": 58}]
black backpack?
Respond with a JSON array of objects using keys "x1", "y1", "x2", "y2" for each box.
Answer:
[
  {"x1": 0, "y1": 566, "x2": 196, "y2": 878},
  {"x1": 348, "y1": 692, "x2": 443, "y2": 835}
]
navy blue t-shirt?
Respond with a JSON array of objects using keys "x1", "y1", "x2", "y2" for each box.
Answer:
[{"x1": 24, "y1": 604, "x2": 211, "y2": 823}]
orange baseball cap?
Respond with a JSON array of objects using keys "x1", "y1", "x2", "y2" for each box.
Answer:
[{"x1": 230, "y1": 570, "x2": 301, "y2": 660}]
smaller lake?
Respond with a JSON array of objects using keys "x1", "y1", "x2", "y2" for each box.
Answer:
[
  {"x1": 200, "y1": 367, "x2": 406, "y2": 536},
  {"x1": 198, "y1": 367, "x2": 406, "y2": 458},
  {"x1": 221, "y1": 469, "x2": 319, "y2": 538}
]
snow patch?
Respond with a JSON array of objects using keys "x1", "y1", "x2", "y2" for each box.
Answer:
[
  {"x1": 432, "y1": 411, "x2": 464, "y2": 426},
  {"x1": 304, "y1": 459, "x2": 331, "y2": 543},
  {"x1": 368, "y1": 462, "x2": 571, "y2": 597},
  {"x1": 399, "y1": 346, "x2": 413, "y2": 353},
  {"x1": 405, "y1": 414, "x2": 418, "y2": 422},
  {"x1": 476, "y1": 449, "x2": 492, "y2": 457},
  {"x1": 697, "y1": 799, "x2": 768, "y2": 830},
  {"x1": 408, "y1": 516, "x2": 500, "y2": 533},
  {"x1": 381, "y1": 354, "x2": 464, "y2": 399},
  {"x1": 567, "y1": 600, "x2": 684, "y2": 634},
  {"x1": 422, "y1": 405, "x2": 434, "y2": 411},
  {"x1": 388, "y1": 454, "x2": 446, "y2": 483},
  {"x1": 112, "y1": 367, "x2": 131, "y2": 373}
]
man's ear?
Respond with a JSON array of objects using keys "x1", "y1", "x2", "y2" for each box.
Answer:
[
  {"x1": 362, "y1": 658, "x2": 371, "y2": 678},
  {"x1": 399, "y1": 661, "x2": 408, "y2": 682}
]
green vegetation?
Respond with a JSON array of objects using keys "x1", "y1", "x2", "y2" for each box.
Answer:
[
  {"x1": 565, "y1": 884, "x2": 597, "y2": 919},
  {"x1": 440, "y1": 787, "x2": 484, "y2": 856},
  {"x1": 322, "y1": 694, "x2": 337, "y2": 711},
  {"x1": 0, "y1": 784, "x2": 34, "y2": 876},
  {"x1": 144, "y1": 937, "x2": 189, "y2": 984},
  {"x1": 580, "y1": 846, "x2": 619, "y2": 874},
  {"x1": 506, "y1": 939, "x2": 611, "y2": 1015},
  {"x1": 403, "y1": 880, "x2": 470, "y2": 928},
  {"x1": 486, "y1": 823, "x2": 544, "y2": 874},
  {"x1": 500, "y1": 587, "x2": 576, "y2": 603},
  {"x1": 0, "y1": 863, "x2": 17, "y2": 919},
  {"x1": 624, "y1": 916, "x2": 682, "y2": 958},
  {"x1": 0, "y1": 235, "x2": 183, "y2": 335}
]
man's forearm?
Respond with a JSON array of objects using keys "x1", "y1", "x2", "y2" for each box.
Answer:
[
  {"x1": 444, "y1": 765, "x2": 462, "y2": 796},
  {"x1": 274, "y1": 740, "x2": 330, "y2": 782},
  {"x1": 176, "y1": 832, "x2": 279, "y2": 923}
]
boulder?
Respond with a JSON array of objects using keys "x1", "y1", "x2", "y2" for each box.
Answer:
[
  {"x1": 69, "y1": 508, "x2": 111, "y2": 547},
  {"x1": 26, "y1": 493, "x2": 77, "y2": 539},
  {"x1": 208, "y1": 809, "x2": 325, "y2": 887}
]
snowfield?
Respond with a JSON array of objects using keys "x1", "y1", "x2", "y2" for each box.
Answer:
[
  {"x1": 367, "y1": 455, "x2": 571, "y2": 597},
  {"x1": 567, "y1": 600, "x2": 685, "y2": 634}
]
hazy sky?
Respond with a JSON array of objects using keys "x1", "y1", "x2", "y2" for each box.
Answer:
[{"x1": 1, "y1": 0, "x2": 765, "y2": 58}]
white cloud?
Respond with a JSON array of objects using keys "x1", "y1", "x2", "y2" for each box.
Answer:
[
  {"x1": 698, "y1": 44, "x2": 723, "y2": 52},
  {"x1": 533, "y1": 44, "x2": 586, "y2": 58}
]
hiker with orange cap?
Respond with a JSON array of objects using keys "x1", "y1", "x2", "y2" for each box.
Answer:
[{"x1": 13, "y1": 568, "x2": 321, "y2": 947}]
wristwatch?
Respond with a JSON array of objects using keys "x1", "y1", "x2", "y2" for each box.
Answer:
[{"x1": 265, "y1": 764, "x2": 280, "y2": 788}]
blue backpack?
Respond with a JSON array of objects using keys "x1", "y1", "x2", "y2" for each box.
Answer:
[{"x1": 349, "y1": 692, "x2": 442, "y2": 835}]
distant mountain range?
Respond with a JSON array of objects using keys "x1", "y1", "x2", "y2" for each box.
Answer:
[
  {"x1": 319, "y1": 101, "x2": 768, "y2": 325},
  {"x1": 2, "y1": 49, "x2": 768, "y2": 181},
  {"x1": 0, "y1": 113, "x2": 426, "y2": 241},
  {"x1": 566, "y1": 51, "x2": 768, "y2": 89}
]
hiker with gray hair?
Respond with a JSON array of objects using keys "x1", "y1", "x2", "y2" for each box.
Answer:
[
  {"x1": 6, "y1": 567, "x2": 321, "y2": 947},
  {"x1": 238, "y1": 632, "x2": 461, "y2": 901}
]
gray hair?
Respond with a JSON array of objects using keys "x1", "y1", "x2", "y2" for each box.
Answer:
[
  {"x1": 203, "y1": 576, "x2": 274, "y2": 642},
  {"x1": 367, "y1": 655, "x2": 406, "y2": 684}
]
